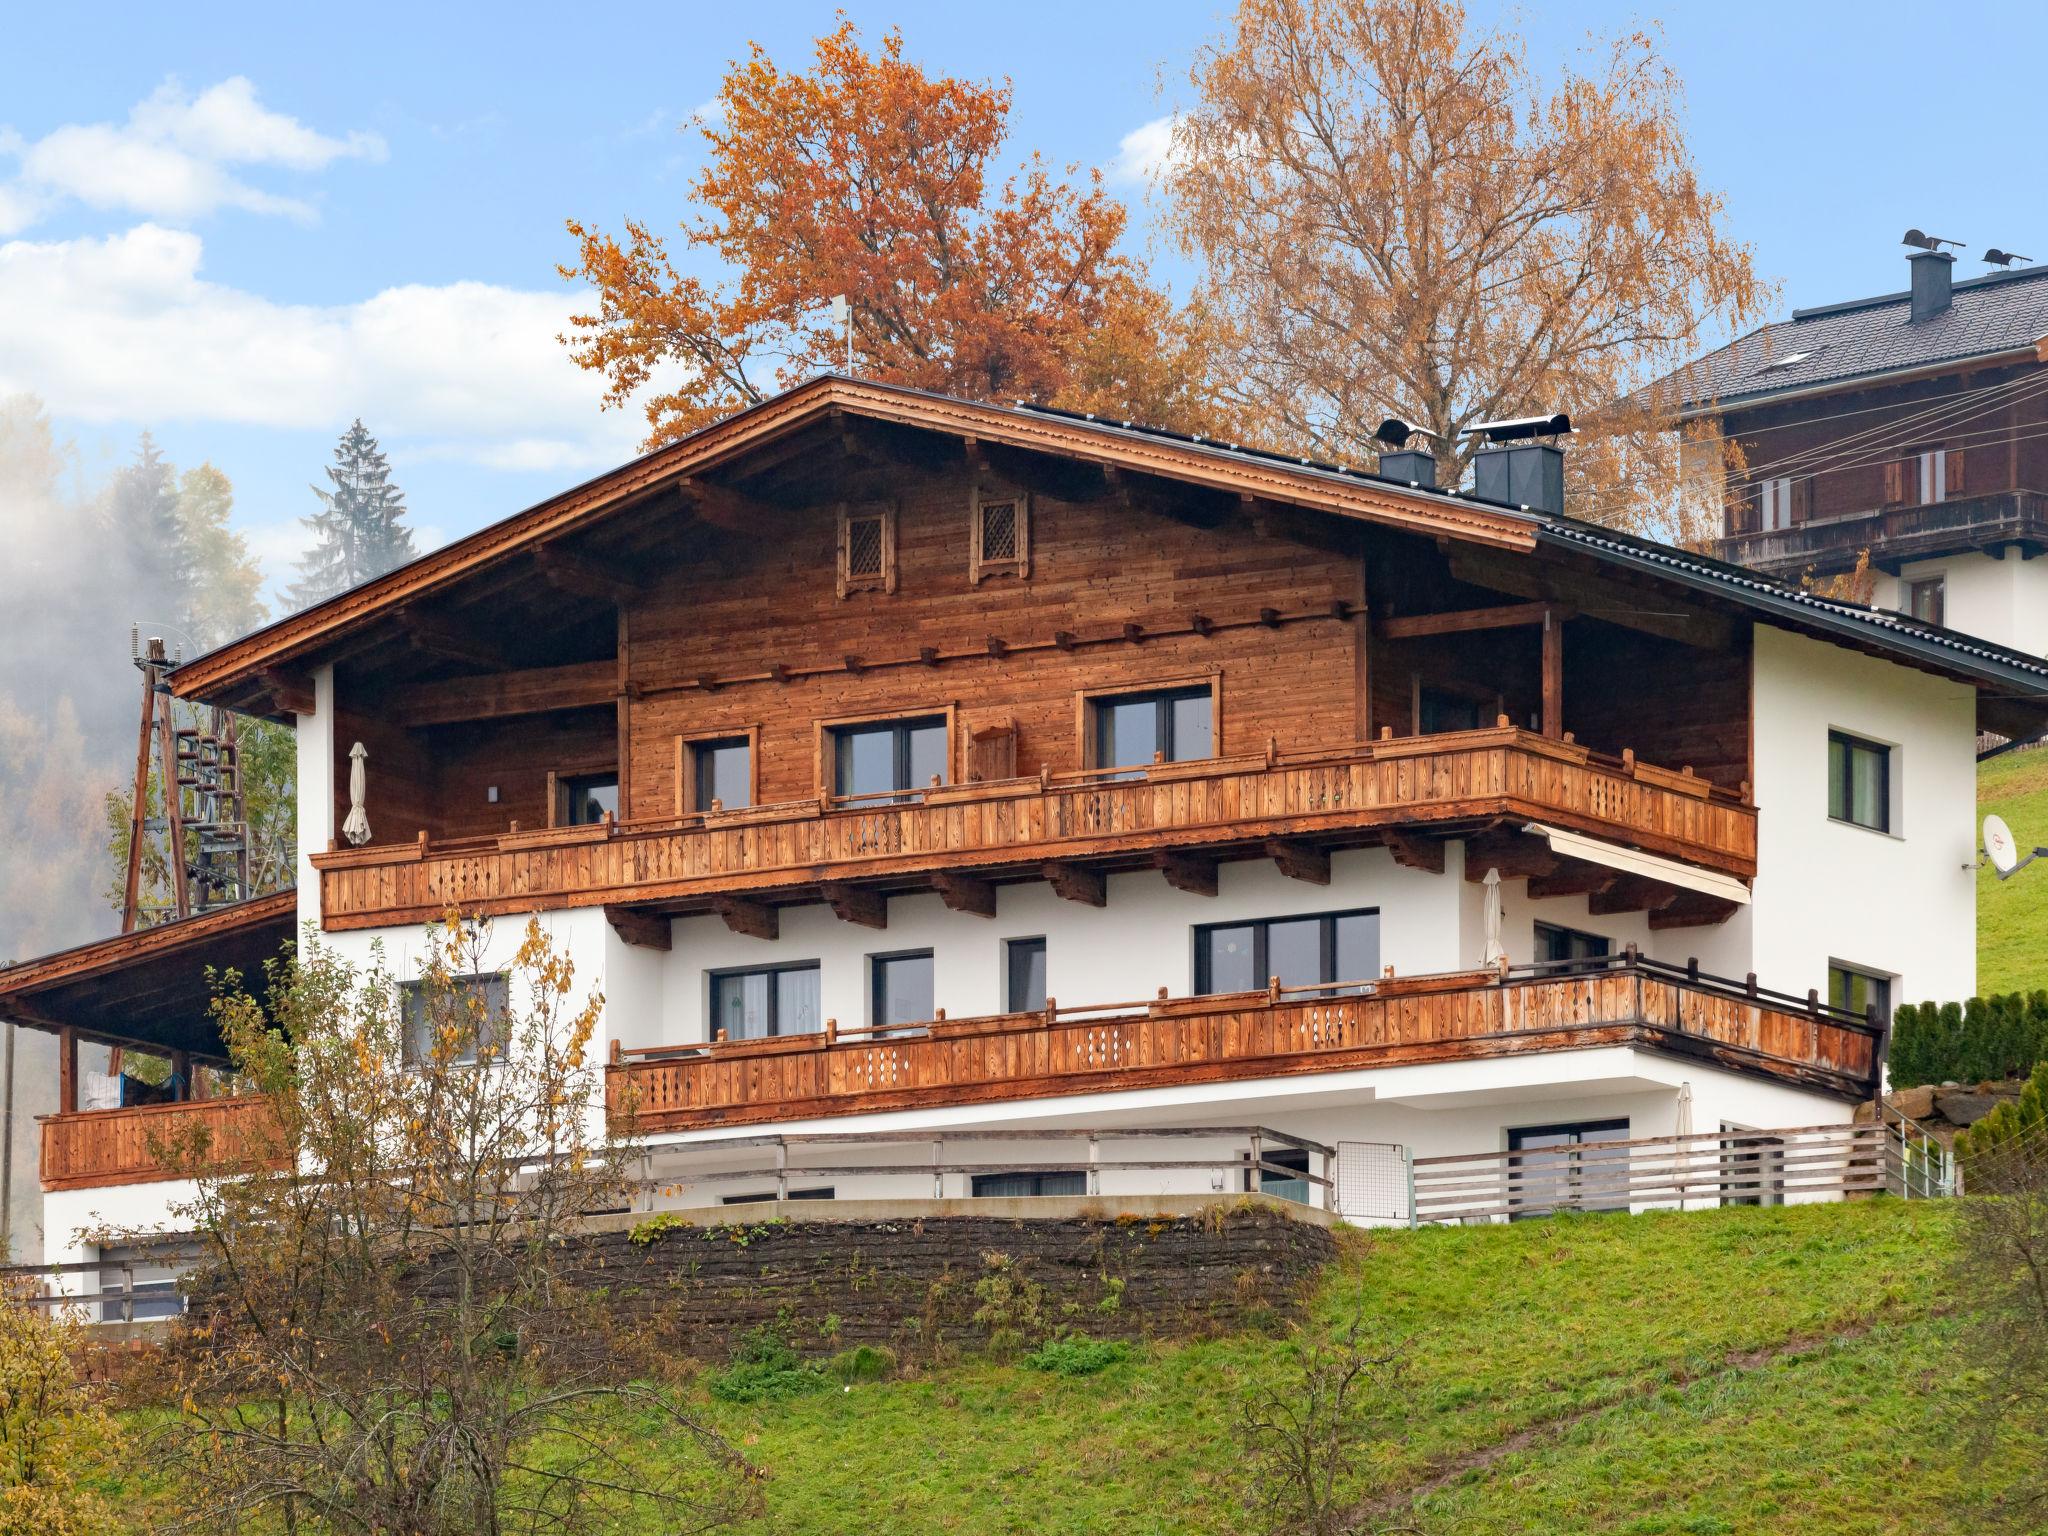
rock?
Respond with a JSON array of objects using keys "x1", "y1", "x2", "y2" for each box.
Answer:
[
  {"x1": 1934, "y1": 1090, "x2": 2011, "y2": 1128},
  {"x1": 1887, "y1": 1085, "x2": 1938, "y2": 1120}
]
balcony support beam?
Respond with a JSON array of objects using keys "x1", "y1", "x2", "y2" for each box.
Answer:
[
  {"x1": 1155, "y1": 851, "x2": 1219, "y2": 898},
  {"x1": 713, "y1": 896, "x2": 778, "y2": 941},
  {"x1": 1648, "y1": 893, "x2": 1741, "y2": 930},
  {"x1": 822, "y1": 883, "x2": 888, "y2": 930},
  {"x1": 605, "y1": 906, "x2": 672, "y2": 951},
  {"x1": 1264, "y1": 838, "x2": 1331, "y2": 885},
  {"x1": 1042, "y1": 862, "x2": 1106, "y2": 907},
  {"x1": 1527, "y1": 863, "x2": 1619, "y2": 901},
  {"x1": 932, "y1": 873, "x2": 997, "y2": 918},
  {"x1": 1382, "y1": 832, "x2": 1445, "y2": 875},
  {"x1": 1590, "y1": 875, "x2": 1679, "y2": 917}
]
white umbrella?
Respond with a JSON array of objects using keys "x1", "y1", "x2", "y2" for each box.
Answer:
[
  {"x1": 1481, "y1": 866, "x2": 1505, "y2": 965},
  {"x1": 342, "y1": 741, "x2": 372, "y2": 846}
]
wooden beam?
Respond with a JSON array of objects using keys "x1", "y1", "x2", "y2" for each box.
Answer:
[
  {"x1": 1526, "y1": 864, "x2": 1619, "y2": 901},
  {"x1": 400, "y1": 610, "x2": 501, "y2": 670},
  {"x1": 58, "y1": 1026, "x2": 76, "y2": 1115},
  {"x1": 537, "y1": 546, "x2": 650, "y2": 605},
  {"x1": 1648, "y1": 893, "x2": 1741, "y2": 930},
  {"x1": 1042, "y1": 862, "x2": 1106, "y2": 907},
  {"x1": 712, "y1": 896, "x2": 778, "y2": 941},
  {"x1": 1443, "y1": 547, "x2": 1738, "y2": 650},
  {"x1": 932, "y1": 873, "x2": 997, "y2": 918},
  {"x1": 1376, "y1": 600, "x2": 1555, "y2": 641},
  {"x1": 1264, "y1": 838, "x2": 1331, "y2": 885},
  {"x1": 1463, "y1": 830, "x2": 1557, "y2": 882},
  {"x1": 391, "y1": 659, "x2": 619, "y2": 728},
  {"x1": 1589, "y1": 876, "x2": 1680, "y2": 917},
  {"x1": 822, "y1": 883, "x2": 888, "y2": 930},
  {"x1": 259, "y1": 666, "x2": 316, "y2": 717},
  {"x1": 1154, "y1": 851, "x2": 1219, "y2": 898},
  {"x1": 1382, "y1": 832, "x2": 1445, "y2": 875},
  {"x1": 680, "y1": 479, "x2": 795, "y2": 533},
  {"x1": 1541, "y1": 607, "x2": 1564, "y2": 739},
  {"x1": 605, "y1": 906, "x2": 672, "y2": 951}
]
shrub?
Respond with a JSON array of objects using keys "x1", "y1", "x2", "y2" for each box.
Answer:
[
  {"x1": 1959, "y1": 1059, "x2": 2048, "y2": 1179},
  {"x1": 826, "y1": 1344, "x2": 897, "y2": 1383},
  {"x1": 1023, "y1": 1336, "x2": 1132, "y2": 1376},
  {"x1": 707, "y1": 1324, "x2": 830, "y2": 1403},
  {"x1": 1890, "y1": 992, "x2": 2048, "y2": 1088},
  {"x1": 971, "y1": 1252, "x2": 1047, "y2": 1358}
]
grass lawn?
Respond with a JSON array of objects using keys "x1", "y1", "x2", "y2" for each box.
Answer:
[
  {"x1": 1979, "y1": 748, "x2": 2048, "y2": 993},
  {"x1": 104, "y1": 1200, "x2": 2013, "y2": 1534}
]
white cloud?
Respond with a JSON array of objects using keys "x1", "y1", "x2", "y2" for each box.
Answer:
[
  {"x1": 0, "y1": 223, "x2": 648, "y2": 472},
  {"x1": 0, "y1": 77, "x2": 384, "y2": 233},
  {"x1": 1109, "y1": 114, "x2": 1183, "y2": 186}
]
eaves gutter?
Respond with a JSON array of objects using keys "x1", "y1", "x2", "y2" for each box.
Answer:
[{"x1": 1536, "y1": 521, "x2": 2048, "y2": 695}]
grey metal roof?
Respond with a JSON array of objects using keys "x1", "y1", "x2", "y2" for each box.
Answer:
[{"x1": 1660, "y1": 264, "x2": 2048, "y2": 412}]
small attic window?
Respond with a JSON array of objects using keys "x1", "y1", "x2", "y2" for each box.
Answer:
[
  {"x1": 836, "y1": 500, "x2": 897, "y2": 597},
  {"x1": 1755, "y1": 348, "x2": 1821, "y2": 376},
  {"x1": 969, "y1": 488, "x2": 1030, "y2": 583}
]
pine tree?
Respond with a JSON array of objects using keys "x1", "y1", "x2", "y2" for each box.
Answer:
[
  {"x1": 288, "y1": 420, "x2": 417, "y2": 610},
  {"x1": 105, "y1": 432, "x2": 198, "y2": 649}
]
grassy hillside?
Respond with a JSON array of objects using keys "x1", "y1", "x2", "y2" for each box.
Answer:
[
  {"x1": 1980, "y1": 748, "x2": 2048, "y2": 993},
  {"x1": 100, "y1": 1201, "x2": 2019, "y2": 1533}
]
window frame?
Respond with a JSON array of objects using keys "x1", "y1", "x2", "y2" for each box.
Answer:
[
  {"x1": 818, "y1": 708, "x2": 955, "y2": 801},
  {"x1": 547, "y1": 765, "x2": 620, "y2": 828},
  {"x1": 1827, "y1": 729, "x2": 1893, "y2": 834},
  {"x1": 1533, "y1": 922, "x2": 1613, "y2": 970},
  {"x1": 677, "y1": 729, "x2": 758, "y2": 815},
  {"x1": 869, "y1": 947, "x2": 937, "y2": 1036},
  {"x1": 968, "y1": 485, "x2": 1031, "y2": 584},
  {"x1": 970, "y1": 1171, "x2": 1087, "y2": 1198},
  {"x1": 1243, "y1": 1146, "x2": 1312, "y2": 1204},
  {"x1": 1192, "y1": 908, "x2": 1380, "y2": 998},
  {"x1": 721, "y1": 1187, "x2": 835, "y2": 1205},
  {"x1": 1505, "y1": 1117, "x2": 1631, "y2": 1220},
  {"x1": 1078, "y1": 673, "x2": 1222, "y2": 772},
  {"x1": 835, "y1": 498, "x2": 898, "y2": 597},
  {"x1": 707, "y1": 960, "x2": 824, "y2": 1041},
  {"x1": 1827, "y1": 961, "x2": 1893, "y2": 1024},
  {"x1": 1906, "y1": 576, "x2": 1946, "y2": 627},
  {"x1": 400, "y1": 972, "x2": 509, "y2": 1067},
  {"x1": 1004, "y1": 936, "x2": 1048, "y2": 1015}
]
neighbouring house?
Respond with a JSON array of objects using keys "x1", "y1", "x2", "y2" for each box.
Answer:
[
  {"x1": 3, "y1": 373, "x2": 2040, "y2": 1286},
  {"x1": 1660, "y1": 238, "x2": 2048, "y2": 655}
]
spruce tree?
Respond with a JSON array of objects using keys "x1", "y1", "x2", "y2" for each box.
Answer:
[
  {"x1": 288, "y1": 420, "x2": 417, "y2": 610},
  {"x1": 105, "y1": 432, "x2": 198, "y2": 648}
]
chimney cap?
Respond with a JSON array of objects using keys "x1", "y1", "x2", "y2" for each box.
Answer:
[
  {"x1": 1903, "y1": 228, "x2": 1965, "y2": 253},
  {"x1": 1464, "y1": 412, "x2": 1572, "y2": 444},
  {"x1": 1373, "y1": 417, "x2": 1416, "y2": 448},
  {"x1": 1986, "y1": 248, "x2": 2034, "y2": 269}
]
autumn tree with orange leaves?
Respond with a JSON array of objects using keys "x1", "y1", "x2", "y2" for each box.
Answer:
[
  {"x1": 1161, "y1": 0, "x2": 1768, "y2": 541},
  {"x1": 562, "y1": 21, "x2": 1215, "y2": 446}
]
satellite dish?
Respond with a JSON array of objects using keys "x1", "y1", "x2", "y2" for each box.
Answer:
[{"x1": 1985, "y1": 813, "x2": 2019, "y2": 876}]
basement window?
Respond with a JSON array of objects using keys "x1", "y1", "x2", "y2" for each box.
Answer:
[
  {"x1": 969, "y1": 489, "x2": 1031, "y2": 583},
  {"x1": 836, "y1": 500, "x2": 897, "y2": 597},
  {"x1": 971, "y1": 1171, "x2": 1086, "y2": 1198},
  {"x1": 722, "y1": 1188, "x2": 835, "y2": 1204},
  {"x1": 1506, "y1": 1118, "x2": 1630, "y2": 1220}
]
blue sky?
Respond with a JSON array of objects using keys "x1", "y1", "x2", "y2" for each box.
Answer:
[{"x1": 3, "y1": 0, "x2": 2042, "y2": 609}]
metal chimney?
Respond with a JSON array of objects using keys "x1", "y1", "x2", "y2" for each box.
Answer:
[
  {"x1": 1465, "y1": 413, "x2": 1572, "y2": 516},
  {"x1": 1908, "y1": 248, "x2": 1955, "y2": 322},
  {"x1": 1372, "y1": 418, "x2": 1436, "y2": 488}
]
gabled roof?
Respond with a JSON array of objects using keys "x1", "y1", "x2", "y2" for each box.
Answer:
[
  {"x1": 168, "y1": 374, "x2": 2048, "y2": 714},
  {"x1": 1660, "y1": 264, "x2": 2048, "y2": 414}
]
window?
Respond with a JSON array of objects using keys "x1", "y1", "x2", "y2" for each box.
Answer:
[
  {"x1": 1092, "y1": 685, "x2": 1214, "y2": 773},
  {"x1": 1719, "y1": 1122, "x2": 1783, "y2": 1208},
  {"x1": 1195, "y1": 910, "x2": 1379, "y2": 997},
  {"x1": 1534, "y1": 923, "x2": 1611, "y2": 970},
  {"x1": 710, "y1": 962, "x2": 821, "y2": 1041},
  {"x1": 871, "y1": 949, "x2": 936, "y2": 1034},
  {"x1": 836, "y1": 499, "x2": 897, "y2": 596},
  {"x1": 1005, "y1": 937, "x2": 1047, "y2": 1014},
  {"x1": 1247, "y1": 1146, "x2": 1312, "y2": 1205},
  {"x1": 689, "y1": 735, "x2": 752, "y2": 812},
  {"x1": 1507, "y1": 1118, "x2": 1630, "y2": 1220},
  {"x1": 1417, "y1": 686, "x2": 1485, "y2": 735},
  {"x1": 721, "y1": 1187, "x2": 834, "y2": 1205},
  {"x1": 401, "y1": 973, "x2": 508, "y2": 1065},
  {"x1": 1828, "y1": 963, "x2": 1892, "y2": 1023},
  {"x1": 1918, "y1": 447, "x2": 1947, "y2": 505},
  {"x1": 1907, "y1": 577, "x2": 1946, "y2": 626},
  {"x1": 832, "y1": 716, "x2": 948, "y2": 800},
  {"x1": 969, "y1": 489, "x2": 1031, "y2": 583},
  {"x1": 558, "y1": 772, "x2": 618, "y2": 827},
  {"x1": 97, "y1": 1244, "x2": 189, "y2": 1323},
  {"x1": 972, "y1": 1171, "x2": 1086, "y2": 1198},
  {"x1": 1757, "y1": 476, "x2": 1795, "y2": 531},
  {"x1": 1827, "y1": 731, "x2": 1891, "y2": 833}
]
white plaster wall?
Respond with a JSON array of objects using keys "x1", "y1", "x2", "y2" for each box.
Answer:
[
  {"x1": 0, "y1": 1026, "x2": 57, "y2": 1264},
  {"x1": 1879, "y1": 552, "x2": 2048, "y2": 657},
  {"x1": 1745, "y1": 625, "x2": 1978, "y2": 1008},
  {"x1": 43, "y1": 1178, "x2": 202, "y2": 1270},
  {"x1": 295, "y1": 664, "x2": 337, "y2": 935}
]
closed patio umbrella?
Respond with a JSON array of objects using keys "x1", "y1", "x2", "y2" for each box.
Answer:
[
  {"x1": 1481, "y1": 866, "x2": 1505, "y2": 965},
  {"x1": 342, "y1": 741, "x2": 372, "y2": 846}
]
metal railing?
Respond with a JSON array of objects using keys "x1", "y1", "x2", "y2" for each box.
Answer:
[
  {"x1": 0, "y1": 1252, "x2": 199, "y2": 1323},
  {"x1": 1876, "y1": 1098, "x2": 1957, "y2": 1199}
]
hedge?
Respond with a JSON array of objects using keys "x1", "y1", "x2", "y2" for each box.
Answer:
[{"x1": 1888, "y1": 990, "x2": 2048, "y2": 1088}]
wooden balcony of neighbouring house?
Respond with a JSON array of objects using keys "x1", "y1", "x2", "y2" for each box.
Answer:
[
  {"x1": 310, "y1": 727, "x2": 1757, "y2": 938},
  {"x1": 1719, "y1": 488, "x2": 2048, "y2": 579},
  {"x1": 604, "y1": 952, "x2": 1885, "y2": 1135},
  {"x1": 39, "y1": 1094, "x2": 283, "y2": 1191}
]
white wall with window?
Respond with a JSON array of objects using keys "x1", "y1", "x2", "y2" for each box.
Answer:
[{"x1": 1877, "y1": 552, "x2": 2048, "y2": 658}]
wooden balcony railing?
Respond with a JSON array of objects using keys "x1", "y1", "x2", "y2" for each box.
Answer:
[
  {"x1": 1721, "y1": 488, "x2": 2048, "y2": 576},
  {"x1": 313, "y1": 728, "x2": 1756, "y2": 931},
  {"x1": 605, "y1": 955, "x2": 1883, "y2": 1134},
  {"x1": 39, "y1": 1095, "x2": 283, "y2": 1191}
]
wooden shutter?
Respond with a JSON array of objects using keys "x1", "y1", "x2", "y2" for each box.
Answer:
[
  {"x1": 1882, "y1": 459, "x2": 1907, "y2": 504},
  {"x1": 967, "y1": 718, "x2": 1018, "y2": 783},
  {"x1": 1945, "y1": 446, "x2": 1966, "y2": 496},
  {"x1": 1791, "y1": 476, "x2": 1812, "y2": 523}
]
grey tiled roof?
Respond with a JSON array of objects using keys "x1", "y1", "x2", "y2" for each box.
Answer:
[{"x1": 1660, "y1": 265, "x2": 2048, "y2": 412}]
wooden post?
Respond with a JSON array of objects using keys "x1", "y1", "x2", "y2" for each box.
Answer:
[
  {"x1": 1540, "y1": 607, "x2": 1564, "y2": 739},
  {"x1": 121, "y1": 654, "x2": 157, "y2": 933},
  {"x1": 58, "y1": 1027, "x2": 76, "y2": 1115}
]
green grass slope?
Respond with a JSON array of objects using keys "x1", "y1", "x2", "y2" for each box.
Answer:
[
  {"x1": 1980, "y1": 748, "x2": 2048, "y2": 993},
  {"x1": 105, "y1": 1202, "x2": 2016, "y2": 1534}
]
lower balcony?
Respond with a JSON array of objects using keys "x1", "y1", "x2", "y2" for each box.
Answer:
[
  {"x1": 39, "y1": 1095, "x2": 282, "y2": 1192},
  {"x1": 606, "y1": 954, "x2": 1884, "y2": 1134},
  {"x1": 1720, "y1": 488, "x2": 2048, "y2": 578}
]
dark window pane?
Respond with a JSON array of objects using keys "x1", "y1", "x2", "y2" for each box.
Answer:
[
  {"x1": 1006, "y1": 938, "x2": 1047, "y2": 1013},
  {"x1": 1168, "y1": 691, "x2": 1213, "y2": 761},
  {"x1": 1099, "y1": 698, "x2": 1158, "y2": 768},
  {"x1": 1332, "y1": 913, "x2": 1379, "y2": 986},
  {"x1": 714, "y1": 971, "x2": 772, "y2": 1040},
  {"x1": 1265, "y1": 918, "x2": 1322, "y2": 990},
  {"x1": 563, "y1": 774, "x2": 618, "y2": 826},
  {"x1": 874, "y1": 952, "x2": 935, "y2": 1029},
  {"x1": 402, "y1": 974, "x2": 507, "y2": 1065},
  {"x1": 836, "y1": 726, "x2": 895, "y2": 798},
  {"x1": 1255, "y1": 1148, "x2": 1311, "y2": 1204},
  {"x1": 1535, "y1": 924, "x2": 1610, "y2": 965},
  {"x1": 1828, "y1": 965, "x2": 1890, "y2": 1021},
  {"x1": 696, "y1": 739, "x2": 751, "y2": 810},
  {"x1": 776, "y1": 967, "x2": 822, "y2": 1035},
  {"x1": 971, "y1": 1171, "x2": 1086, "y2": 1198},
  {"x1": 907, "y1": 722, "x2": 948, "y2": 789},
  {"x1": 1829, "y1": 732, "x2": 1889, "y2": 832},
  {"x1": 1198, "y1": 923, "x2": 1258, "y2": 994}
]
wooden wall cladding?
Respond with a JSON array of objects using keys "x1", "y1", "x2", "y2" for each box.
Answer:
[{"x1": 620, "y1": 475, "x2": 1364, "y2": 816}]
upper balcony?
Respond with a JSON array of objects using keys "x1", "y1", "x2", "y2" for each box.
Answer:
[
  {"x1": 1720, "y1": 488, "x2": 2048, "y2": 580},
  {"x1": 310, "y1": 726, "x2": 1757, "y2": 935}
]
